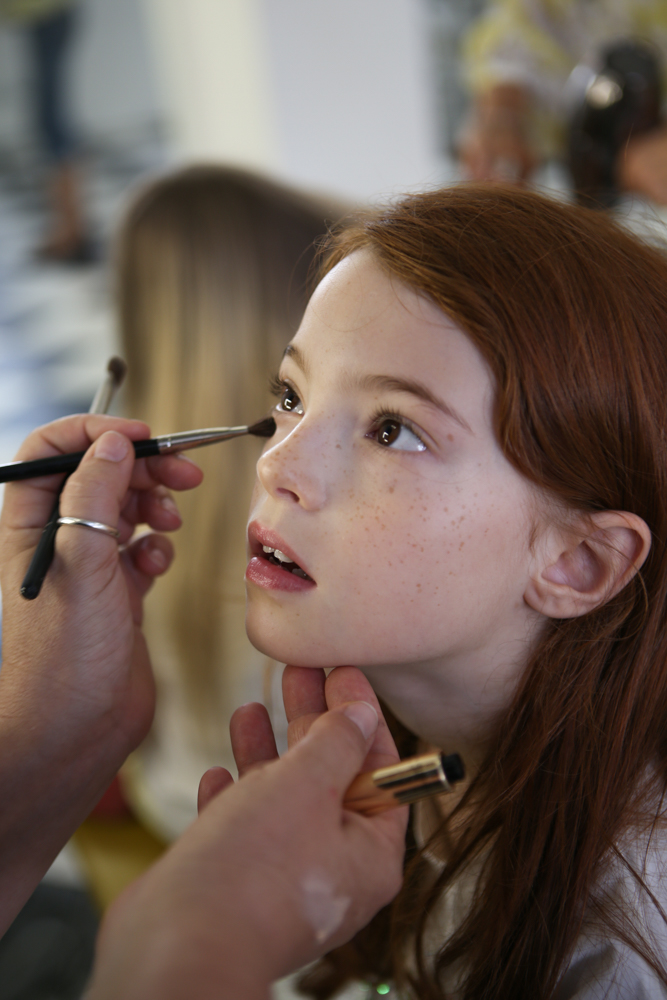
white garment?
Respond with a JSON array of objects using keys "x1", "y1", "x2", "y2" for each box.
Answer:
[
  {"x1": 273, "y1": 818, "x2": 667, "y2": 998},
  {"x1": 423, "y1": 816, "x2": 667, "y2": 998}
]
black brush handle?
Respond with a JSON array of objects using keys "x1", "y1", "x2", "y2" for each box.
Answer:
[
  {"x1": 17, "y1": 439, "x2": 163, "y2": 600},
  {"x1": 20, "y1": 490, "x2": 64, "y2": 600},
  {"x1": 0, "y1": 438, "x2": 161, "y2": 484}
]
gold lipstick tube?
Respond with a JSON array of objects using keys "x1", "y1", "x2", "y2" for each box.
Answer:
[{"x1": 343, "y1": 752, "x2": 464, "y2": 816}]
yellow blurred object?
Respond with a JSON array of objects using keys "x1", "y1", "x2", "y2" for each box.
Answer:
[
  {"x1": 0, "y1": 0, "x2": 76, "y2": 22},
  {"x1": 462, "y1": 0, "x2": 667, "y2": 158},
  {"x1": 71, "y1": 815, "x2": 167, "y2": 912}
]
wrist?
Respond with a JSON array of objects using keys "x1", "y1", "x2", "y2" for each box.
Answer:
[
  {"x1": 0, "y1": 675, "x2": 136, "y2": 932},
  {"x1": 90, "y1": 900, "x2": 274, "y2": 1000}
]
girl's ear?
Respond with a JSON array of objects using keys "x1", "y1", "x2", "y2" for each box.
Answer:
[{"x1": 524, "y1": 511, "x2": 651, "y2": 619}]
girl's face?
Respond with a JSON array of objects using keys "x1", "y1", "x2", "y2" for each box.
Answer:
[{"x1": 246, "y1": 251, "x2": 547, "y2": 758}]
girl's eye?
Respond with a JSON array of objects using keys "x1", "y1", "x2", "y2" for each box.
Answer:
[
  {"x1": 277, "y1": 386, "x2": 304, "y2": 415},
  {"x1": 374, "y1": 418, "x2": 426, "y2": 452}
]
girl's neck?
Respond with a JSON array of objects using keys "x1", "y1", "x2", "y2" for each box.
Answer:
[{"x1": 360, "y1": 617, "x2": 542, "y2": 779}]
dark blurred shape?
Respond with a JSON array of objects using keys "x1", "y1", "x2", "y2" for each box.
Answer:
[
  {"x1": 21, "y1": 1, "x2": 96, "y2": 264},
  {"x1": 0, "y1": 883, "x2": 98, "y2": 1000},
  {"x1": 568, "y1": 41, "x2": 662, "y2": 207},
  {"x1": 30, "y1": 7, "x2": 78, "y2": 168}
]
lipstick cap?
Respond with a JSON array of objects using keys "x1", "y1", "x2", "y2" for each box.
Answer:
[{"x1": 344, "y1": 752, "x2": 465, "y2": 816}]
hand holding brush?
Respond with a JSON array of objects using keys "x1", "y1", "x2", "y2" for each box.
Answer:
[
  {"x1": 5, "y1": 358, "x2": 275, "y2": 599},
  {"x1": 20, "y1": 357, "x2": 128, "y2": 599}
]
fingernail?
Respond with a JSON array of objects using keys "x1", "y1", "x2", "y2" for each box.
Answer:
[
  {"x1": 149, "y1": 546, "x2": 168, "y2": 572},
  {"x1": 159, "y1": 493, "x2": 180, "y2": 518},
  {"x1": 342, "y1": 701, "x2": 378, "y2": 740},
  {"x1": 175, "y1": 453, "x2": 200, "y2": 468},
  {"x1": 94, "y1": 431, "x2": 129, "y2": 463}
]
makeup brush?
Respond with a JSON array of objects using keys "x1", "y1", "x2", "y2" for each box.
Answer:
[
  {"x1": 2, "y1": 416, "x2": 276, "y2": 485},
  {"x1": 88, "y1": 356, "x2": 127, "y2": 416},
  {"x1": 20, "y1": 356, "x2": 128, "y2": 600}
]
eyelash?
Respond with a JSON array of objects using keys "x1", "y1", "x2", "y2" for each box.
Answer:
[
  {"x1": 269, "y1": 374, "x2": 288, "y2": 398},
  {"x1": 269, "y1": 375, "x2": 299, "y2": 409},
  {"x1": 367, "y1": 407, "x2": 428, "y2": 450},
  {"x1": 269, "y1": 375, "x2": 428, "y2": 451}
]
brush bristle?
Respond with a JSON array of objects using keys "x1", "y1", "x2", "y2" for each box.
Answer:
[
  {"x1": 248, "y1": 416, "x2": 276, "y2": 438},
  {"x1": 107, "y1": 356, "x2": 128, "y2": 388}
]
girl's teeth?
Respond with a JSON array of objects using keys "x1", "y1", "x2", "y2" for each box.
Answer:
[
  {"x1": 262, "y1": 544, "x2": 295, "y2": 565},
  {"x1": 261, "y1": 543, "x2": 311, "y2": 579}
]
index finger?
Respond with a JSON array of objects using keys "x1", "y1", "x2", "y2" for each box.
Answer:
[
  {"x1": 283, "y1": 666, "x2": 326, "y2": 748},
  {"x1": 325, "y1": 667, "x2": 399, "y2": 773},
  {"x1": 1, "y1": 415, "x2": 150, "y2": 535}
]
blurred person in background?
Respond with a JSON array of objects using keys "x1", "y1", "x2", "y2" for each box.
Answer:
[
  {"x1": 0, "y1": 0, "x2": 94, "y2": 262},
  {"x1": 66, "y1": 166, "x2": 348, "y2": 907},
  {"x1": 458, "y1": 0, "x2": 667, "y2": 206}
]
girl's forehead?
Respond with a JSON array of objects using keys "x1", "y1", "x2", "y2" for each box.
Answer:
[
  {"x1": 291, "y1": 251, "x2": 494, "y2": 420},
  {"x1": 307, "y1": 250, "x2": 429, "y2": 332}
]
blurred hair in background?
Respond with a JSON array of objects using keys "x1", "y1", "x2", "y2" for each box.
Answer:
[{"x1": 115, "y1": 164, "x2": 348, "y2": 843}]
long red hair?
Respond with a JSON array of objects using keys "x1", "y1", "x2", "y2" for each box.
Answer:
[{"x1": 299, "y1": 185, "x2": 667, "y2": 998}]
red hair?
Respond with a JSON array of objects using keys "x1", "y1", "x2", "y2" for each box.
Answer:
[{"x1": 300, "y1": 185, "x2": 667, "y2": 998}]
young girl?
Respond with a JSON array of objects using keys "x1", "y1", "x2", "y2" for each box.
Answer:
[{"x1": 244, "y1": 184, "x2": 667, "y2": 998}]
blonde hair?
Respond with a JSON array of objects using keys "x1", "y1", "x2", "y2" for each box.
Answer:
[{"x1": 116, "y1": 164, "x2": 345, "y2": 747}]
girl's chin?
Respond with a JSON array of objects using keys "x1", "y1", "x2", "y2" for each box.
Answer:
[{"x1": 245, "y1": 619, "x2": 347, "y2": 668}]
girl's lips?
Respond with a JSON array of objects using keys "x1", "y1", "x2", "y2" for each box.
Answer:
[
  {"x1": 246, "y1": 555, "x2": 316, "y2": 593},
  {"x1": 246, "y1": 521, "x2": 316, "y2": 593}
]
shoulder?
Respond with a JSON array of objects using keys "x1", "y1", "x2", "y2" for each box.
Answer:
[
  {"x1": 555, "y1": 817, "x2": 667, "y2": 999},
  {"x1": 554, "y1": 938, "x2": 667, "y2": 999}
]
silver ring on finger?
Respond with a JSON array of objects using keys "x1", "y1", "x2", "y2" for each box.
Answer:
[{"x1": 56, "y1": 516, "x2": 120, "y2": 540}]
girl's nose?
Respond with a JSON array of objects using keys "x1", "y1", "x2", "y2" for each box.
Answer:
[{"x1": 256, "y1": 423, "x2": 331, "y2": 510}]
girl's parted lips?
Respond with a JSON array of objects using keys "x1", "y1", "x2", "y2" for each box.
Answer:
[{"x1": 247, "y1": 521, "x2": 315, "y2": 583}]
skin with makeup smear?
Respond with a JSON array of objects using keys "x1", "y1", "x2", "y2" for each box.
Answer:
[{"x1": 300, "y1": 871, "x2": 351, "y2": 945}]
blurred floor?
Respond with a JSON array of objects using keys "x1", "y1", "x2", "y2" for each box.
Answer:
[
  {"x1": 0, "y1": 883, "x2": 98, "y2": 1000},
  {"x1": 0, "y1": 130, "x2": 166, "y2": 475}
]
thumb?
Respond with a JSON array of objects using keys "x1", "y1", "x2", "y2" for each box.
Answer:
[
  {"x1": 55, "y1": 431, "x2": 136, "y2": 570},
  {"x1": 285, "y1": 701, "x2": 379, "y2": 797}
]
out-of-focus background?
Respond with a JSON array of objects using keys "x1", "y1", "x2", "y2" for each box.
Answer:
[
  {"x1": 3, "y1": 2, "x2": 667, "y2": 997},
  {"x1": 3, "y1": 0, "x2": 665, "y2": 498},
  {"x1": 0, "y1": 0, "x2": 460, "y2": 470}
]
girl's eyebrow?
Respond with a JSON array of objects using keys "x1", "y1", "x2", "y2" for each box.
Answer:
[
  {"x1": 283, "y1": 343, "x2": 310, "y2": 376},
  {"x1": 283, "y1": 344, "x2": 472, "y2": 434},
  {"x1": 359, "y1": 374, "x2": 472, "y2": 433}
]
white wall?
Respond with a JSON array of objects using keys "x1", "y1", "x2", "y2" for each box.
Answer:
[
  {"x1": 141, "y1": 0, "x2": 443, "y2": 201},
  {"x1": 0, "y1": 0, "x2": 444, "y2": 201},
  {"x1": 141, "y1": 0, "x2": 278, "y2": 171},
  {"x1": 72, "y1": 0, "x2": 161, "y2": 137},
  {"x1": 263, "y1": 0, "x2": 441, "y2": 200}
]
